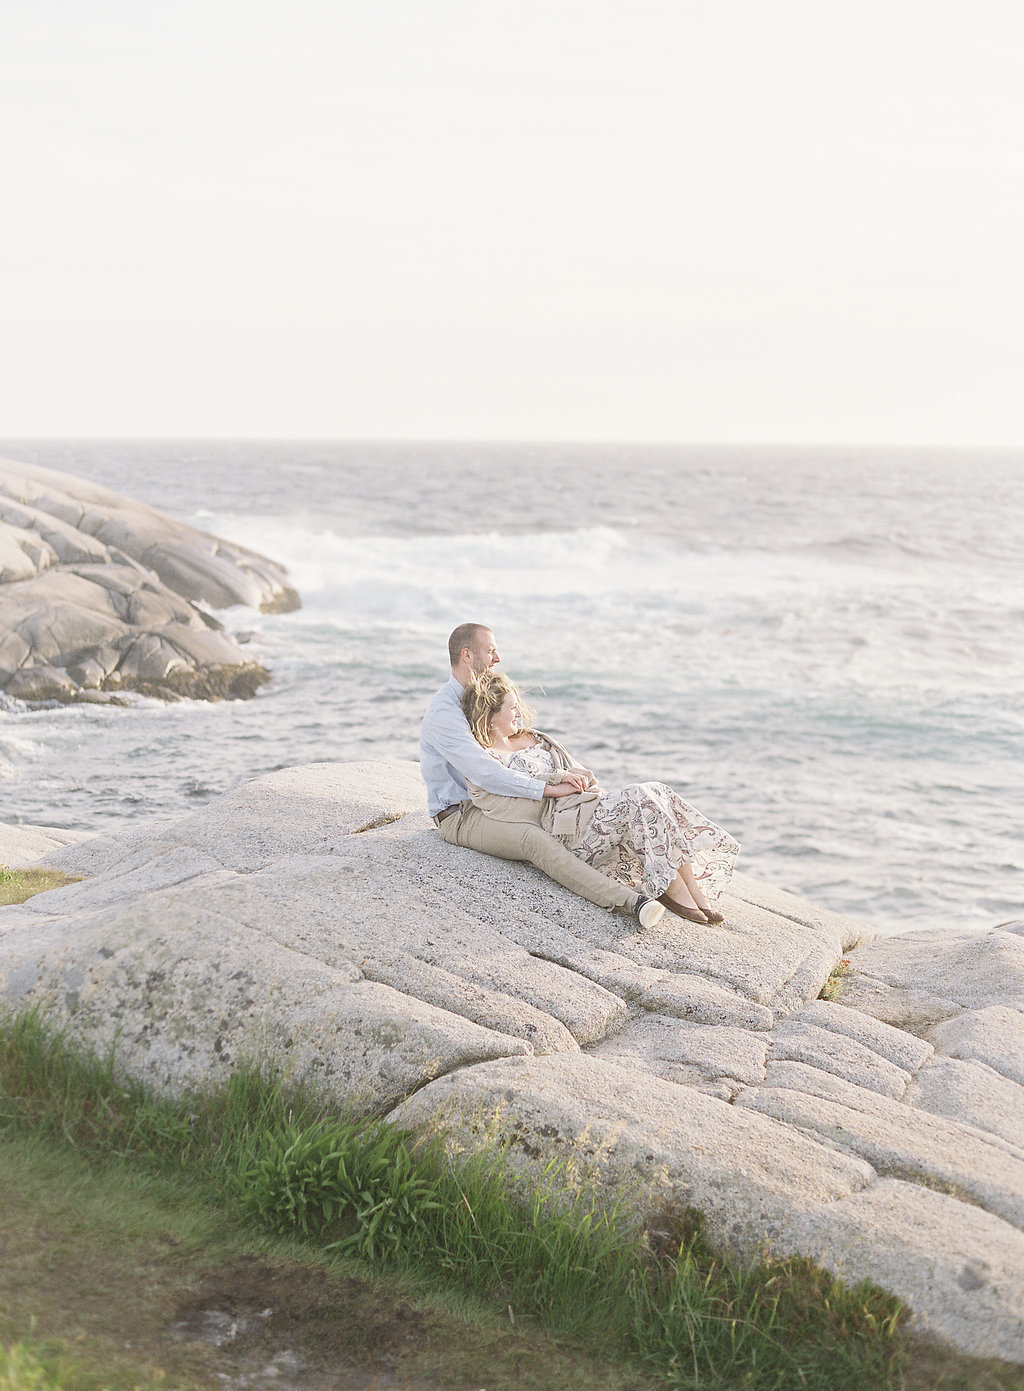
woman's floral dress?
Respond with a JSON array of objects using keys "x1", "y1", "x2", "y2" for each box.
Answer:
[{"x1": 499, "y1": 743, "x2": 739, "y2": 902}]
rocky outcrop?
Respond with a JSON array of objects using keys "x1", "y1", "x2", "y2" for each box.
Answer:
[
  {"x1": 0, "y1": 457, "x2": 300, "y2": 703},
  {"x1": 0, "y1": 821, "x2": 90, "y2": 867},
  {"x1": 1, "y1": 761, "x2": 1023, "y2": 1361}
]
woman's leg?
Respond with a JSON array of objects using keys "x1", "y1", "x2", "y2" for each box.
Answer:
[
  {"x1": 675, "y1": 862, "x2": 725, "y2": 922},
  {"x1": 677, "y1": 863, "x2": 707, "y2": 908},
  {"x1": 662, "y1": 865, "x2": 703, "y2": 910}
]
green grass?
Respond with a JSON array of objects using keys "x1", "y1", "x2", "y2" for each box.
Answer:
[
  {"x1": 0, "y1": 1325, "x2": 166, "y2": 1391},
  {"x1": 0, "y1": 1006, "x2": 930, "y2": 1390},
  {"x1": 0, "y1": 867, "x2": 80, "y2": 908},
  {"x1": 1, "y1": 1335, "x2": 62, "y2": 1391},
  {"x1": 0, "y1": 1334, "x2": 74, "y2": 1391}
]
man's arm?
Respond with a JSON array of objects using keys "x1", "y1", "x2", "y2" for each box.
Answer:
[{"x1": 425, "y1": 698, "x2": 547, "y2": 800}]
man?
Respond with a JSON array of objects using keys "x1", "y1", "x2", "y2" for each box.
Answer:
[{"x1": 419, "y1": 622, "x2": 665, "y2": 928}]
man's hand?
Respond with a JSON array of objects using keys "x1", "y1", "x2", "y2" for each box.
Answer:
[
  {"x1": 562, "y1": 769, "x2": 590, "y2": 792},
  {"x1": 543, "y1": 775, "x2": 588, "y2": 798}
]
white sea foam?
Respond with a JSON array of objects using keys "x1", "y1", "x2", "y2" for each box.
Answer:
[
  {"x1": 0, "y1": 729, "x2": 43, "y2": 759},
  {"x1": 213, "y1": 515, "x2": 1024, "y2": 702},
  {"x1": 213, "y1": 515, "x2": 907, "y2": 600}
]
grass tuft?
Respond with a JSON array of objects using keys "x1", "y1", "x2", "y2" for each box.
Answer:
[
  {"x1": 819, "y1": 957, "x2": 852, "y2": 1001},
  {"x1": 0, "y1": 867, "x2": 81, "y2": 907},
  {"x1": 0, "y1": 1336, "x2": 64, "y2": 1391},
  {"x1": 349, "y1": 812, "x2": 407, "y2": 833}
]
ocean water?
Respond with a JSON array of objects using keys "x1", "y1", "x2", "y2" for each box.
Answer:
[{"x1": 2, "y1": 439, "x2": 1022, "y2": 937}]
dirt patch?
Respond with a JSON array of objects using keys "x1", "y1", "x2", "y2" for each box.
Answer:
[{"x1": 168, "y1": 1257, "x2": 443, "y2": 1390}]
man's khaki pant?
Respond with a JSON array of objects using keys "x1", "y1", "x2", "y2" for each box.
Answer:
[{"x1": 436, "y1": 803, "x2": 634, "y2": 912}]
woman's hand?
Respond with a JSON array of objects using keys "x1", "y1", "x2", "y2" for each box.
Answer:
[{"x1": 543, "y1": 771, "x2": 589, "y2": 797}]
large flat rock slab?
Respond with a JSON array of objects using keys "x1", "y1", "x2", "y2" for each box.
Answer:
[
  {"x1": 0, "y1": 456, "x2": 299, "y2": 703},
  {"x1": 768, "y1": 1017, "x2": 913, "y2": 1098},
  {"x1": 0, "y1": 872, "x2": 531, "y2": 1109},
  {"x1": 727, "y1": 872, "x2": 881, "y2": 953},
  {"x1": 845, "y1": 926, "x2": 1024, "y2": 1014},
  {"x1": 2, "y1": 758, "x2": 1022, "y2": 1362},
  {"x1": 905, "y1": 1057, "x2": 1024, "y2": 1152},
  {"x1": 589, "y1": 1014, "x2": 769, "y2": 1091},
  {"x1": 736, "y1": 1074, "x2": 1024, "y2": 1230},
  {"x1": 830, "y1": 970, "x2": 963, "y2": 1035},
  {"x1": 786, "y1": 998, "x2": 934, "y2": 1072}
]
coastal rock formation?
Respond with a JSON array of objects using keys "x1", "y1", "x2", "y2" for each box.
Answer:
[
  {"x1": 2, "y1": 761, "x2": 1023, "y2": 1362},
  {"x1": 0, "y1": 821, "x2": 90, "y2": 867},
  {"x1": 0, "y1": 457, "x2": 299, "y2": 703}
]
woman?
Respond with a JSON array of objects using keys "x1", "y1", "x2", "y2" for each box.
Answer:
[{"x1": 461, "y1": 671, "x2": 739, "y2": 924}]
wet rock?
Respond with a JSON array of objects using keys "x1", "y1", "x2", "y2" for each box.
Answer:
[{"x1": 4, "y1": 663, "x2": 78, "y2": 702}]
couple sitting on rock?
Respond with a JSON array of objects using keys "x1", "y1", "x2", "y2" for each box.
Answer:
[{"x1": 419, "y1": 622, "x2": 739, "y2": 929}]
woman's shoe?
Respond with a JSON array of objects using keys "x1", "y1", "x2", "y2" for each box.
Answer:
[
  {"x1": 658, "y1": 893, "x2": 708, "y2": 924},
  {"x1": 701, "y1": 907, "x2": 725, "y2": 924}
]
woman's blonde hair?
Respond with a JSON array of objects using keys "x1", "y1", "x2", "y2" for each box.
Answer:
[{"x1": 461, "y1": 670, "x2": 535, "y2": 748}]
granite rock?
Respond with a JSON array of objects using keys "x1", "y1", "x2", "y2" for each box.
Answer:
[
  {"x1": 829, "y1": 971, "x2": 963, "y2": 1037},
  {"x1": 767, "y1": 1179, "x2": 1024, "y2": 1363},
  {"x1": 846, "y1": 926, "x2": 1024, "y2": 1014},
  {"x1": 388, "y1": 1052, "x2": 876, "y2": 1255},
  {"x1": 589, "y1": 1014, "x2": 770, "y2": 1089},
  {"x1": 768, "y1": 1017, "x2": 913, "y2": 1098},
  {"x1": 787, "y1": 998, "x2": 934, "y2": 1072},
  {"x1": 930, "y1": 1007, "x2": 1024, "y2": 1088},
  {"x1": 2, "y1": 759, "x2": 1023, "y2": 1362},
  {"x1": 0, "y1": 820, "x2": 91, "y2": 869},
  {"x1": 0, "y1": 456, "x2": 299, "y2": 703},
  {"x1": 735, "y1": 1075, "x2": 1024, "y2": 1229},
  {"x1": 905, "y1": 1057, "x2": 1024, "y2": 1152}
]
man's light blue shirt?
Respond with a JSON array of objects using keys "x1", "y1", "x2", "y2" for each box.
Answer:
[{"x1": 419, "y1": 675, "x2": 546, "y2": 816}]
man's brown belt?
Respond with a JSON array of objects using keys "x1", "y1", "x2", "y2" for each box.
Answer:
[{"x1": 434, "y1": 805, "x2": 460, "y2": 825}]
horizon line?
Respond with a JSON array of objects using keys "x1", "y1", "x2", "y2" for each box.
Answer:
[{"x1": 2, "y1": 436, "x2": 1024, "y2": 453}]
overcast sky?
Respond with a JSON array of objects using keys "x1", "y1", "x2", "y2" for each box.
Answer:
[{"x1": 2, "y1": 0, "x2": 1023, "y2": 444}]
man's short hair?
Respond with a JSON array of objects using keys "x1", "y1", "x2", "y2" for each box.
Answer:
[{"x1": 448, "y1": 622, "x2": 488, "y2": 667}]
